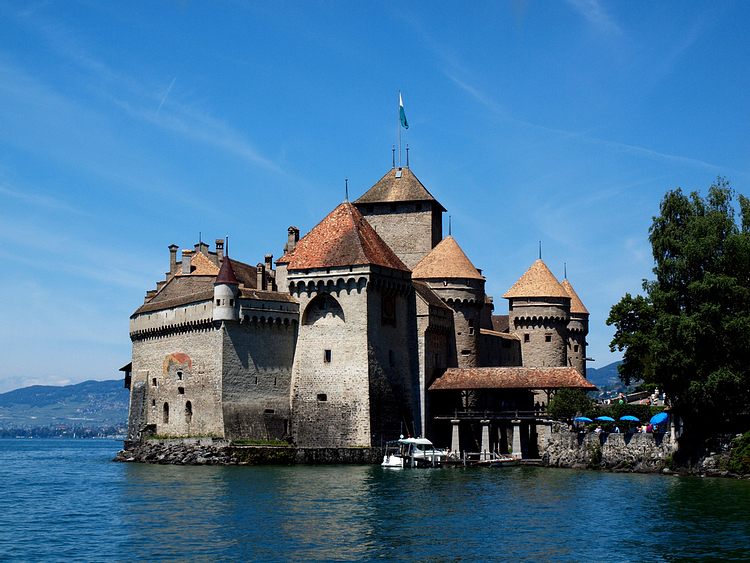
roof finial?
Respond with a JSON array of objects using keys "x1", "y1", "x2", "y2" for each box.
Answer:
[
  {"x1": 226, "y1": 235, "x2": 229, "y2": 257},
  {"x1": 345, "y1": 178, "x2": 349, "y2": 202},
  {"x1": 564, "y1": 262, "x2": 567, "y2": 280},
  {"x1": 392, "y1": 145, "x2": 395, "y2": 169},
  {"x1": 449, "y1": 215, "x2": 452, "y2": 236},
  {"x1": 539, "y1": 240, "x2": 542, "y2": 260},
  {"x1": 406, "y1": 144, "x2": 409, "y2": 168},
  {"x1": 199, "y1": 231, "x2": 202, "y2": 245}
]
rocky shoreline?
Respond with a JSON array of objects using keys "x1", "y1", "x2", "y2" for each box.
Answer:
[
  {"x1": 114, "y1": 438, "x2": 382, "y2": 465},
  {"x1": 114, "y1": 433, "x2": 749, "y2": 478}
]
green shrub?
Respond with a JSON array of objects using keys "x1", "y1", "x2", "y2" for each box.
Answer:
[{"x1": 729, "y1": 431, "x2": 750, "y2": 475}]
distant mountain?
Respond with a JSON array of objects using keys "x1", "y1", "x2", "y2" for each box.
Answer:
[
  {"x1": 586, "y1": 361, "x2": 623, "y2": 389},
  {"x1": 0, "y1": 379, "x2": 129, "y2": 427}
]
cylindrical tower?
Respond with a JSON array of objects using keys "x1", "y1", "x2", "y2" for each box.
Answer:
[
  {"x1": 561, "y1": 279, "x2": 589, "y2": 377},
  {"x1": 503, "y1": 260, "x2": 570, "y2": 368},
  {"x1": 412, "y1": 236, "x2": 485, "y2": 368},
  {"x1": 213, "y1": 256, "x2": 239, "y2": 322}
]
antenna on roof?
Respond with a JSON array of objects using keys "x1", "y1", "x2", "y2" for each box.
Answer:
[
  {"x1": 564, "y1": 262, "x2": 567, "y2": 280},
  {"x1": 345, "y1": 178, "x2": 349, "y2": 202},
  {"x1": 406, "y1": 144, "x2": 409, "y2": 168},
  {"x1": 449, "y1": 215, "x2": 452, "y2": 236},
  {"x1": 539, "y1": 241, "x2": 542, "y2": 260},
  {"x1": 392, "y1": 145, "x2": 395, "y2": 169}
]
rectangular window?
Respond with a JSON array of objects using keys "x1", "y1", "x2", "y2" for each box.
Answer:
[
  {"x1": 574, "y1": 344, "x2": 579, "y2": 353},
  {"x1": 178, "y1": 387, "x2": 185, "y2": 395},
  {"x1": 152, "y1": 378, "x2": 157, "y2": 387},
  {"x1": 389, "y1": 350, "x2": 395, "y2": 367},
  {"x1": 324, "y1": 350, "x2": 332, "y2": 363},
  {"x1": 524, "y1": 334, "x2": 530, "y2": 343},
  {"x1": 317, "y1": 393, "x2": 327, "y2": 402},
  {"x1": 216, "y1": 299, "x2": 221, "y2": 306},
  {"x1": 468, "y1": 319, "x2": 474, "y2": 335},
  {"x1": 461, "y1": 349, "x2": 471, "y2": 356},
  {"x1": 545, "y1": 334, "x2": 552, "y2": 342}
]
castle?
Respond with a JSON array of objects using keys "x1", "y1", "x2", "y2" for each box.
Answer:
[{"x1": 124, "y1": 164, "x2": 595, "y2": 456}]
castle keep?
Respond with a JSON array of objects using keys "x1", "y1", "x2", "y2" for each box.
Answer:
[{"x1": 125, "y1": 164, "x2": 594, "y2": 455}]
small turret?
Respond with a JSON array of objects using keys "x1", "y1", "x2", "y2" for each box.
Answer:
[{"x1": 213, "y1": 257, "x2": 239, "y2": 322}]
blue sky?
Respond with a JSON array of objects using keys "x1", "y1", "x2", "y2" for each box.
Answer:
[{"x1": 1, "y1": 1, "x2": 748, "y2": 393}]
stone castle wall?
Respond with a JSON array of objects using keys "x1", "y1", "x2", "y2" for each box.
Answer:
[
  {"x1": 366, "y1": 278, "x2": 420, "y2": 441},
  {"x1": 510, "y1": 300, "x2": 568, "y2": 368},
  {"x1": 290, "y1": 275, "x2": 371, "y2": 447},
  {"x1": 358, "y1": 203, "x2": 438, "y2": 269},
  {"x1": 130, "y1": 325, "x2": 224, "y2": 439},
  {"x1": 220, "y1": 318, "x2": 298, "y2": 441}
]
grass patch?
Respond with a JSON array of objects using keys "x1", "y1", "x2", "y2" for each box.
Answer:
[{"x1": 231, "y1": 439, "x2": 290, "y2": 446}]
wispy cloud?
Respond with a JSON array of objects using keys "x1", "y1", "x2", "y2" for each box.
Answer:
[
  {"x1": 11, "y1": 5, "x2": 284, "y2": 176},
  {"x1": 448, "y1": 72, "x2": 730, "y2": 175},
  {"x1": 565, "y1": 0, "x2": 622, "y2": 36},
  {"x1": 0, "y1": 179, "x2": 86, "y2": 216}
]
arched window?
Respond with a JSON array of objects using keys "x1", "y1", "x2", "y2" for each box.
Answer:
[
  {"x1": 185, "y1": 401, "x2": 192, "y2": 424},
  {"x1": 163, "y1": 402, "x2": 169, "y2": 424}
]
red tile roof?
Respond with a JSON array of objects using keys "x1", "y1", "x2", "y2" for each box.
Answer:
[
  {"x1": 279, "y1": 201, "x2": 409, "y2": 272},
  {"x1": 561, "y1": 279, "x2": 589, "y2": 315},
  {"x1": 411, "y1": 236, "x2": 484, "y2": 280},
  {"x1": 429, "y1": 367, "x2": 596, "y2": 391},
  {"x1": 503, "y1": 259, "x2": 569, "y2": 299}
]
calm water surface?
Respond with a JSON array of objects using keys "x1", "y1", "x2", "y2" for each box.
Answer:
[{"x1": 1, "y1": 439, "x2": 749, "y2": 562}]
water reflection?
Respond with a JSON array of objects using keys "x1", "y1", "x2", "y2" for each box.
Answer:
[
  {"x1": 6, "y1": 440, "x2": 749, "y2": 563},
  {"x1": 116, "y1": 463, "x2": 750, "y2": 562}
]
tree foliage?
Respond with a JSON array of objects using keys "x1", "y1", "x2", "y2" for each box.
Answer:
[
  {"x1": 547, "y1": 387, "x2": 592, "y2": 420},
  {"x1": 607, "y1": 177, "x2": 750, "y2": 431}
]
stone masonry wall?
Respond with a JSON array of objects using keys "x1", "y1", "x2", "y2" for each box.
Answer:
[
  {"x1": 367, "y1": 281, "x2": 420, "y2": 441},
  {"x1": 290, "y1": 275, "x2": 371, "y2": 447},
  {"x1": 359, "y1": 203, "x2": 438, "y2": 269},
  {"x1": 221, "y1": 318, "x2": 297, "y2": 441},
  {"x1": 510, "y1": 300, "x2": 568, "y2": 368},
  {"x1": 130, "y1": 326, "x2": 224, "y2": 439},
  {"x1": 544, "y1": 431, "x2": 675, "y2": 471}
]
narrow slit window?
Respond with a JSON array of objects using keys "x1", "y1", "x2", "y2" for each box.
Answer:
[{"x1": 324, "y1": 349, "x2": 332, "y2": 363}]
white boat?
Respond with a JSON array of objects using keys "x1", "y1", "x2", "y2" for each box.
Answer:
[{"x1": 381, "y1": 437, "x2": 449, "y2": 468}]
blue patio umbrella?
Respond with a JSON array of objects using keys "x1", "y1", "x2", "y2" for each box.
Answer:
[
  {"x1": 620, "y1": 415, "x2": 640, "y2": 422},
  {"x1": 573, "y1": 416, "x2": 593, "y2": 422},
  {"x1": 650, "y1": 412, "x2": 669, "y2": 425},
  {"x1": 595, "y1": 416, "x2": 615, "y2": 422}
]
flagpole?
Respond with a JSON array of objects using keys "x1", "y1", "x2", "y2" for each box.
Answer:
[{"x1": 398, "y1": 91, "x2": 402, "y2": 169}]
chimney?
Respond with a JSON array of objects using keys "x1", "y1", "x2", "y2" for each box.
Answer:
[
  {"x1": 215, "y1": 239, "x2": 224, "y2": 262},
  {"x1": 169, "y1": 244, "x2": 179, "y2": 274},
  {"x1": 182, "y1": 250, "x2": 194, "y2": 275},
  {"x1": 256, "y1": 263, "x2": 266, "y2": 290},
  {"x1": 195, "y1": 241, "x2": 209, "y2": 255},
  {"x1": 265, "y1": 254, "x2": 273, "y2": 274},
  {"x1": 284, "y1": 226, "x2": 299, "y2": 254}
]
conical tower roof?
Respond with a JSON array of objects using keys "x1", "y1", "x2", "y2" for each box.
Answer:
[
  {"x1": 280, "y1": 201, "x2": 409, "y2": 272},
  {"x1": 503, "y1": 259, "x2": 569, "y2": 299},
  {"x1": 561, "y1": 279, "x2": 589, "y2": 315},
  {"x1": 215, "y1": 256, "x2": 238, "y2": 285},
  {"x1": 353, "y1": 168, "x2": 446, "y2": 211},
  {"x1": 412, "y1": 236, "x2": 483, "y2": 280}
]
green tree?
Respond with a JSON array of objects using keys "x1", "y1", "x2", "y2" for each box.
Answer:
[
  {"x1": 607, "y1": 177, "x2": 750, "y2": 432},
  {"x1": 547, "y1": 387, "x2": 592, "y2": 420}
]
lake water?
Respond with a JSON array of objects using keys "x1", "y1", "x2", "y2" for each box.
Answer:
[{"x1": 1, "y1": 439, "x2": 750, "y2": 562}]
